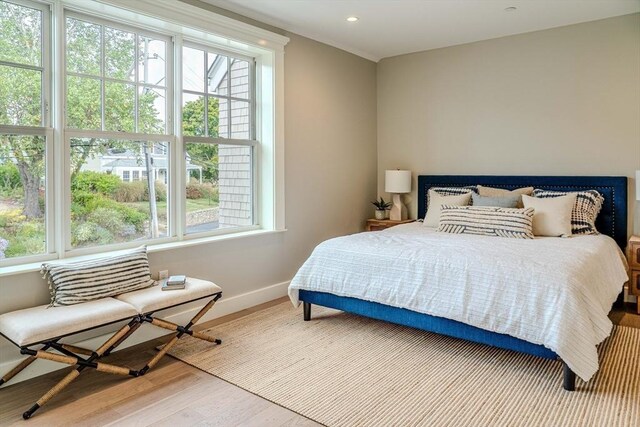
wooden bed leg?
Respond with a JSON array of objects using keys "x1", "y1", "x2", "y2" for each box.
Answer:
[
  {"x1": 303, "y1": 302, "x2": 311, "y2": 321},
  {"x1": 563, "y1": 362, "x2": 576, "y2": 391}
]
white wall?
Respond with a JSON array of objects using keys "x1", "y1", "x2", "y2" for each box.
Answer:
[
  {"x1": 377, "y1": 14, "x2": 640, "y2": 234},
  {"x1": 0, "y1": 28, "x2": 378, "y2": 380}
]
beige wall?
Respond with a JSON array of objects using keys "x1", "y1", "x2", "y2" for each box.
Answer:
[
  {"x1": 377, "y1": 14, "x2": 640, "y2": 234},
  {"x1": 0, "y1": 29, "x2": 377, "y2": 370}
]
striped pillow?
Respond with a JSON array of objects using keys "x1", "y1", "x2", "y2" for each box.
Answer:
[
  {"x1": 437, "y1": 205, "x2": 535, "y2": 239},
  {"x1": 532, "y1": 189, "x2": 604, "y2": 235},
  {"x1": 42, "y1": 246, "x2": 156, "y2": 307},
  {"x1": 427, "y1": 186, "x2": 477, "y2": 209}
]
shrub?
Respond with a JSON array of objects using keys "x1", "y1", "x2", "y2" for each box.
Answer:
[
  {"x1": 72, "y1": 222, "x2": 113, "y2": 246},
  {"x1": 113, "y1": 180, "x2": 167, "y2": 202},
  {"x1": 152, "y1": 181, "x2": 167, "y2": 202},
  {"x1": 186, "y1": 179, "x2": 218, "y2": 200},
  {"x1": 72, "y1": 171, "x2": 121, "y2": 195},
  {"x1": 113, "y1": 181, "x2": 147, "y2": 203},
  {"x1": 0, "y1": 163, "x2": 22, "y2": 198},
  {"x1": 71, "y1": 191, "x2": 147, "y2": 233}
]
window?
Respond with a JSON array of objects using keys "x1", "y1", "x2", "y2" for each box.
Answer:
[
  {"x1": 0, "y1": 0, "x2": 51, "y2": 261},
  {"x1": 182, "y1": 44, "x2": 255, "y2": 234},
  {"x1": 0, "y1": 0, "x2": 286, "y2": 268},
  {"x1": 64, "y1": 13, "x2": 171, "y2": 251}
]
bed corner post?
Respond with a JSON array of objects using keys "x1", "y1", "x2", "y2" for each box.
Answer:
[
  {"x1": 563, "y1": 362, "x2": 576, "y2": 391},
  {"x1": 303, "y1": 302, "x2": 311, "y2": 321}
]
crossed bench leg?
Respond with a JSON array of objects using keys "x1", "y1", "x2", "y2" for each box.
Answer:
[
  {"x1": 17, "y1": 317, "x2": 142, "y2": 419},
  {"x1": 137, "y1": 293, "x2": 222, "y2": 376}
]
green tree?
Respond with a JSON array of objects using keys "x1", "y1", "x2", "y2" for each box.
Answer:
[
  {"x1": 183, "y1": 97, "x2": 220, "y2": 182},
  {"x1": 0, "y1": 4, "x2": 165, "y2": 218}
]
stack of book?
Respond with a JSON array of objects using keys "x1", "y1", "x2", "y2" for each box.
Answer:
[{"x1": 161, "y1": 275, "x2": 187, "y2": 291}]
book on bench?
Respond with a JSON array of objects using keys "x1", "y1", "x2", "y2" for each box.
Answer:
[{"x1": 161, "y1": 275, "x2": 187, "y2": 291}]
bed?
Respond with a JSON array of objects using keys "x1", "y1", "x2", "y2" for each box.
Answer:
[{"x1": 288, "y1": 175, "x2": 629, "y2": 390}]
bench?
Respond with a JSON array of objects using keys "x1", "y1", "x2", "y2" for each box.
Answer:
[{"x1": 0, "y1": 277, "x2": 222, "y2": 420}]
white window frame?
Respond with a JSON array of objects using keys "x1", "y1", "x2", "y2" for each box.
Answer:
[
  {"x1": 0, "y1": 0, "x2": 287, "y2": 271},
  {"x1": 181, "y1": 39, "x2": 258, "y2": 238},
  {"x1": 0, "y1": 0, "x2": 55, "y2": 267}
]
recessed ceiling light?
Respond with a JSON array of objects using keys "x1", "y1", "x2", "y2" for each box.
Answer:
[
  {"x1": 346, "y1": 16, "x2": 359, "y2": 22},
  {"x1": 504, "y1": 6, "x2": 517, "y2": 12}
]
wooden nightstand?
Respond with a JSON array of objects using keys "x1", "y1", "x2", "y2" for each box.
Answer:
[
  {"x1": 366, "y1": 219, "x2": 415, "y2": 231},
  {"x1": 627, "y1": 236, "x2": 640, "y2": 314}
]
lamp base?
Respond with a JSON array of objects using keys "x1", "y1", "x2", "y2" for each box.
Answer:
[{"x1": 390, "y1": 193, "x2": 407, "y2": 221}]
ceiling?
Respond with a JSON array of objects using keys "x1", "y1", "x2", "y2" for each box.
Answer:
[{"x1": 201, "y1": 0, "x2": 640, "y2": 61}]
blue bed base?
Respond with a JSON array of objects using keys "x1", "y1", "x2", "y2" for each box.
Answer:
[{"x1": 299, "y1": 175, "x2": 628, "y2": 389}]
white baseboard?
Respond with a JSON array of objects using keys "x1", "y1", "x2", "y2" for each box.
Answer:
[{"x1": 0, "y1": 280, "x2": 290, "y2": 388}]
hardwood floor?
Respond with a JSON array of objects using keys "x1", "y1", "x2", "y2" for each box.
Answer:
[
  {"x1": 0, "y1": 297, "x2": 637, "y2": 426},
  {"x1": 0, "y1": 297, "x2": 319, "y2": 427}
]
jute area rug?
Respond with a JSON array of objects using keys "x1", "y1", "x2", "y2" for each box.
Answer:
[{"x1": 168, "y1": 302, "x2": 639, "y2": 427}]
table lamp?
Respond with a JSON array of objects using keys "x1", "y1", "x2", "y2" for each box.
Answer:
[
  {"x1": 636, "y1": 170, "x2": 640, "y2": 202},
  {"x1": 385, "y1": 170, "x2": 411, "y2": 221}
]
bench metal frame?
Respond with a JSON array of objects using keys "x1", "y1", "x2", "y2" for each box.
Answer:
[{"x1": 0, "y1": 292, "x2": 222, "y2": 420}]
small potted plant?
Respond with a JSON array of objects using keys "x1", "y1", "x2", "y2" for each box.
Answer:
[{"x1": 371, "y1": 197, "x2": 391, "y2": 220}]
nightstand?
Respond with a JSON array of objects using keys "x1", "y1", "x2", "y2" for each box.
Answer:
[
  {"x1": 627, "y1": 236, "x2": 640, "y2": 314},
  {"x1": 366, "y1": 219, "x2": 415, "y2": 231}
]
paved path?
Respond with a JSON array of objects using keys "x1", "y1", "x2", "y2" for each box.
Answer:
[{"x1": 185, "y1": 221, "x2": 219, "y2": 234}]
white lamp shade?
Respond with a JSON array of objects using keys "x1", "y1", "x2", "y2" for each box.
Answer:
[
  {"x1": 385, "y1": 170, "x2": 411, "y2": 193},
  {"x1": 636, "y1": 170, "x2": 640, "y2": 201}
]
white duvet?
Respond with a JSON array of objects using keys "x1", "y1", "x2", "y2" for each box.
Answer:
[{"x1": 288, "y1": 223, "x2": 629, "y2": 381}]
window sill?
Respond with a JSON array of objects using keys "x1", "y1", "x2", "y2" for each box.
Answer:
[{"x1": 0, "y1": 228, "x2": 287, "y2": 278}]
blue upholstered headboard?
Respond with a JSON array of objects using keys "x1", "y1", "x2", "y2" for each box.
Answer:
[{"x1": 417, "y1": 175, "x2": 628, "y2": 249}]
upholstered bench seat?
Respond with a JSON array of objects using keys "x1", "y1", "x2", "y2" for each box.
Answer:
[
  {"x1": 115, "y1": 278, "x2": 221, "y2": 314},
  {"x1": 0, "y1": 298, "x2": 138, "y2": 347}
]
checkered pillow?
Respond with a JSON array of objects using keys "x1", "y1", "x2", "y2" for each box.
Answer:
[{"x1": 531, "y1": 189, "x2": 604, "y2": 235}]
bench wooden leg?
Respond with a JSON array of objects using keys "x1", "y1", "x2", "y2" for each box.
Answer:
[
  {"x1": 0, "y1": 344, "x2": 52, "y2": 387},
  {"x1": 137, "y1": 294, "x2": 222, "y2": 376},
  {"x1": 21, "y1": 319, "x2": 140, "y2": 419}
]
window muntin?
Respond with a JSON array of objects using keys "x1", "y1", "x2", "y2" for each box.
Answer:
[
  {"x1": 0, "y1": 0, "x2": 46, "y2": 127},
  {"x1": 181, "y1": 44, "x2": 254, "y2": 140},
  {"x1": 65, "y1": 14, "x2": 169, "y2": 134}
]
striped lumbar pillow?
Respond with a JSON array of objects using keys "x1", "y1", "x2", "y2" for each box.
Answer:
[
  {"x1": 437, "y1": 205, "x2": 535, "y2": 239},
  {"x1": 531, "y1": 189, "x2": 604, "y2": 235},
  {"x1": 42, "y1": 246, "x2": 156, "y2": 307}
]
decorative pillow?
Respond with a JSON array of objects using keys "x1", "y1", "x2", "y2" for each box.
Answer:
[
  {"x1": 42, "y1": 246, "x2": 156, "y2": 307},
  {"x1": 531, "y1": 189, "x2": 604, "y2": 235},
  {"x1": 522, "y1": 194, "x2": 576, "y2": 237},
  {"x1": 427, "y1": 186, "x2": 477, "y2": 207},
  {"x1": 437, "y1": 205, "x2": 535, "y2": 239},
  {"x1": 477, "y1": 185, "x2": 534, "y2": 208},
  {"x1": 471, "y1": 193, "x2": 520, "y2": 208},
  {"x1": 424, "y1": 191, "x2": 472, "y2": 228}
]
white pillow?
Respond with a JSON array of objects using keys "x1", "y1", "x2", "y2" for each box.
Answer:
[
  {"x1": 522, "y1": 193, "x2": 577, "y2": 237},
  {"x1": 424, "y1": 190, "x2": 472, "y2": 227}
]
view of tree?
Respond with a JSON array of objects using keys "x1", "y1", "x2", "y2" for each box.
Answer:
[
  {"x1": 0, "y1": 3, "x2": 222, "y2": 258},
  {"x1": 183, "y1": 96, "x2": 220, "y2": 182}
]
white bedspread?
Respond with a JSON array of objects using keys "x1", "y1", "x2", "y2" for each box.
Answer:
[{"x1": 288, "y1": 223, "x2": 629, "y2": 381}]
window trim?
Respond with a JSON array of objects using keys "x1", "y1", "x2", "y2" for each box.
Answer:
[{"x1": 0, "y1": 0, "x2": 288, "y2": 269}]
